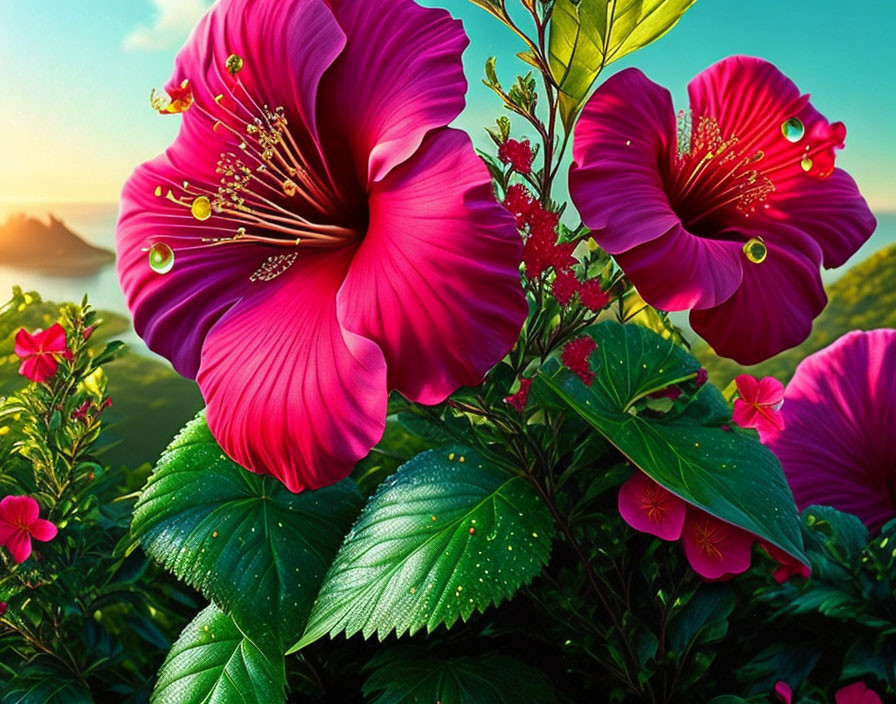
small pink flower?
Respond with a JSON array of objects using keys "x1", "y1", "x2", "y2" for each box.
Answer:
[
  {"x1": 732, "y1": 374, "x2": 785, "y2": 437},
  {"x1": 504, "y1": 377, "x2": 532, "y2": 413},
  {"x1": 617, "y1": 472, "x2": 687, "y2": 541},
  {"x1": 773, "y1": 681, "x2": 792, "y2": 704},
  {"x1": 0, "y1": 496, "x2": 58, "y2": 564},
  {"x1": 835, "y1": 682, "x2": 882, "y2": 704},
  {"x1": 681, "y1": 509, "x2": 754, "y2": 580},
  {"x1": 14, "y1": 324, "x2": 72, "y2": 384},
  {"x1": 695, "y1": 368, "x2": 708, "y2": 388},
  {"x1": 562, "y1": 336, "x2": 597, "y2": 386},
  {"x1": 762, "y1": 541, "x2": 811, "y2": 583},
  {"x1": 498, "y1": 138, "x2": 534, "y2": 175}
]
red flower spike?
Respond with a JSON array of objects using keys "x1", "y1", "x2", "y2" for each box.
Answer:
[
  {"x1": 617, "y1": 472, "x2": 687, "y2": 541},
  {"x1": 504, "y1": 377, "x2": 532, "y2": 412},
  {"x1": 579, "y1": 279, "x2": 610, "y2": 311},
  {"x1": 14, "y1": 323, "x2": 72, "y2": 384},
  {"x1": 562, "y1": 336, "x2": 597, "y2": 386},
  {"x1": 0, "y1": 496, "x2": 58, "y2": 564},
  {"x1": 681, "y1": 509, "x2": 754, "y2": 580},
  {"x1": 696, "y1": 367, "x2": 708, "y2": 387},
  {"x1": 498, "y1": 139, "x2": 534, "y2": 175},
  {"x1": 552, "y1": 271, "x2": 579, "y2": 306},
  {"x1": 835, "y1": 682, "x2": 882, "y2": 704},
  {"x1": 503, "y1": 184, "x2": 536, "y2": 229}
]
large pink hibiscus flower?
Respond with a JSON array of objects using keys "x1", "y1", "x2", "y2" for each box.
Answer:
[
  {"x1": 116, "y1": 0, "x2": 526, "y2": 492},
  {"x1": 764, "y1": 330, "x2": 896, "y2": 533},
  {"x1": 569, "y1": 56, "x2": 876, "y2": 364}
]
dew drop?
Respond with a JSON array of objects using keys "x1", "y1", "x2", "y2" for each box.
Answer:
[
  {"x1": 781, "y1": 117, "x2": 805, "y2": 143},
  {"x1": 800, "y1": 155, "x2": 813, "y2": 172},
  {"x1": 148, "y1": 242, "x2": 175, "y2": 274},
  {"x1": 191, "y1": 195, "x2": 212, "y2": 221},
  {"x1": 742, "y1": 237, "x2": 767, "y2": 264}
]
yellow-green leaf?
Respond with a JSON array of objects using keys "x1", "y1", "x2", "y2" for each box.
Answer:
[{"x1": 549, "y1": 0, "x2": 698, "y2": 127}]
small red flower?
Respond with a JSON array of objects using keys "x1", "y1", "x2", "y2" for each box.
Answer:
[
  {"x1": 14, "y1": 324, "x2": 72, "y2": 384},
  {"x1": 0, "y1": 602, "x2": 6, "y2": 616},
  {"x1": 504, "y1": 377, "x2": 532, "y2": 412},
  {"x1": 835, "y1": 682, "x2": 882, "y2": 704},
  {"x1": 681, "y1": 509, "x2": 754, "y2": 580},
  {"x1": 0, "y1": 496, "x2": 58, "y2": 564},
  {"x1": 695, "y1": 367, "x2": 708, "y2": 388},
  {"x1": 732, "y1": 374, "x2": 785, "y2": 437},
  {"x1": 562, "y1": 336, "x2": 597, "y2": 386},
  {"x1": 762, "y1": 541, "x2": 811, "y2": 583},
  {"x1": 617, "y1": 472, "x2": 687, "y2": 541},
  {"x1": 552, "y1": 271, "x2": 579, "y2": 306},
  {"x1": 503, "y1": 184, "x2": 537, "y2": 229},
  {"x1": 498, "y1": 138, "x2": 534, "y2": 175},
  {"x1": 773, "y1": 681, "x2": 793, "y2": 704},
  {"x1": 579, "y1": 279, "x2": 610, "y2": 312}
]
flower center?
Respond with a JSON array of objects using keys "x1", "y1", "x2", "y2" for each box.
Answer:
[
  {"x1": 639, "y1": 485, "x2": 670, "y2": 524},
  {"x1": 694, "y1": 519, "x2": 724, "y2": 562},
  {"x1": 145, "y1": 54, "x2": 366, "y2": 280}
]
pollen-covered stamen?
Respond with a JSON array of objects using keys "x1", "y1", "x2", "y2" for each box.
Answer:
[{"x1": 150, "y1": 79, "x2": 194, "y2": 114}]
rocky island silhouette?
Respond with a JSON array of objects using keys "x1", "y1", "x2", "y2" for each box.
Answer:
[{"x1": 0, "y1": 213, "x2": 115, "y2": 275}]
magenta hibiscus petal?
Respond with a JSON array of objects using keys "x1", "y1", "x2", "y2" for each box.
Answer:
[
  {"x1": 681, "y1": 509, "x2": 754, "y2": 580},
  {"x1": 337, "y1": 129, "x2": 526, "y2": 404},
  {"x1": 116, "y1": 0, "x2": 524, "y2": 491},
  {"x1": 14, "y1": 324, "x2": 72, "y2": 384},
  {"x1": 765, "y1": 330, "x2": 896, "y2": 533},
  {"x1": 570, "y1": 56, "x2": 875, "y2": 364}
]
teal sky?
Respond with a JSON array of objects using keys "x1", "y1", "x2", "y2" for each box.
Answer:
[{"x1": 1, "y1": 0, "x2": 894, "y2": 210}]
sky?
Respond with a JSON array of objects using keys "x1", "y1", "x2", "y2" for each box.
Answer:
[{"x1": 0, "y1": 0, "x2": 894, "y2": 210}]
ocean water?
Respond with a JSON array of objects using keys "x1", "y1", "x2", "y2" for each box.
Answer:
[{"x1": 1, "y1": 202, "x2": 895, "y2": 356}]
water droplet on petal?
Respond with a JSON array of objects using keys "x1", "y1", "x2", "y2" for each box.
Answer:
[
  {"x1": 191, "y1": 195, "x2": 212, "y2": 221},
  {"x1": 781, "y1": 117, "x2": 805, "y2": 143},
  {"x1": 742, "y1": 237, "x2": 767, "y2": 264},
  {"x1": 148, "y1": 242, "x2": 175, "y2": 274},
  {"x1": 800, "y1": 155, "x2": 813, "y2": 172}
]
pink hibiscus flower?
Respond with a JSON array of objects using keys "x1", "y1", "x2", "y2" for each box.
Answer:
[
  {"x1": 0, "y1": 496, "x2": 58, "y2": 564},
  {"x1": 835, "y1": 682, "x2": 882, "y2": 704},
  {"x1": 765, "y1": 330, "x2": 896, "y2": 533},
  {"x1": 569, "y1": 56, "x2": 875, "y2": 364},
  {"x1": 617, "y1": 471, "x2": 687, "y2": 541},
  {"x1": 732, "y1": 374, "x2": 786, "y2": 436},
  {"x1": 116, "y1": 0, "x2": 526, "y2": 492},
  {"x1": 14, "y1": 323, "x2": 72, "y2": 384}
]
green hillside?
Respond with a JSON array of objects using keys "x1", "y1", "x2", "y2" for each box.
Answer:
[
  {"x1": 696, "y1": 244, "x2": 896, "y2": 387},
  {"x1": 0, "y1": 289, "x2": 204, "y2": 469}
]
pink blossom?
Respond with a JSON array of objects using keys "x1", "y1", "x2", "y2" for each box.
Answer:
[
  {"x1": 680, "y1": 509, "x2": 754, "y2": 580},
  {"x1": 732, "y1": 374, "x2": 786, "y2": 436},
  {"x1": 765, "y1": 330, "x2": 896, "y2": 533},
  {"x1": 569, "y1": 57, "x2": 875, "y2": 364},
  {"x1": 617, "y1": 472, "x2": 687, "y2": 541},
  {"x1": 115, "y1": 0, "x2": 526, "y2": 492},
  {"x1": 773, "y1": 681, "x2": 792, "y2": 704},
  {"x1": 0, "y1": 496, "x2": 57, "y2": 564},
  {"x1": 762, "y1": 541, "x2": 811, "y2": 583},
  {"x1": 504, "y1": 377, "x2": 532, "y2": 413},
  {"x1": 14, "y1": 324, "x2": 72, "y2": 384},
  {"x1": 835, "y1": 682, "x2": 882, "y2": 704}
]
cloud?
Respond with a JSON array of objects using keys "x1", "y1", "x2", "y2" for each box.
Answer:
[{"x1": 124, "y1": 0, "x2": 212, "y2": 51}]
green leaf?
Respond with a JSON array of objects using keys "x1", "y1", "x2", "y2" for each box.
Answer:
[
  {"x1": 668, "y1": 584, "x2": 734, "y2": 654},
  {"x1": 1, "y1": 669, "x2": 92, "y2": 704},
  {"x1": 152, "y1": 604, "x2": 285, "y2": 704},
  {"x1": 132, "y1": 412, "x2": 363, "y2": 646},
  {"x1": 363, "y1": 646, "x2": 556, "y2": 704},
  {"x1": 536, "y1": 321, "x2": 807, "y2": 564},
  {"x1": 291, "y1": 447, "x2": 553, "y2": 650},
  {"x1": 548, "y1": 0, "x2": 697, "y2": 127}
]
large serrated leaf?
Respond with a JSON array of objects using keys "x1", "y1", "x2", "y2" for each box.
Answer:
[
  {"x1": 152, "y1": 604, "x2": 284, "y2": 704},
  {"x1": 132, "y1": 412, "x2": 363, "y2": 646},
  {"x1": 363, "y1": 646, "x2": 556, "y2": 704},
  {"x1": 291, "y1": 447, "x2": 553, "y2": 650},
  {"x1": 536, "y1": 321, "x2": 807, "y2": 564},
  {"x1": 549, "y1": 0, "x2": 697, "y2": 126}
]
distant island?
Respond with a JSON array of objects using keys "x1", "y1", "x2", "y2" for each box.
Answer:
[
  {"x1": 0, "y1": 213, "x2": 115, "y2": 275},
  {"x1": 696, "y1": 243, "x2": 896, "y2": 388}
]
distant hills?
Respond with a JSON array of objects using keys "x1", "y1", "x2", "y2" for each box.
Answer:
[
  {"x1": 0, "y1": 213, "x2": 114, "y2": 275},
  {"x1": 696, "y1": 243, "x2": 896, "y2": 387}
]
